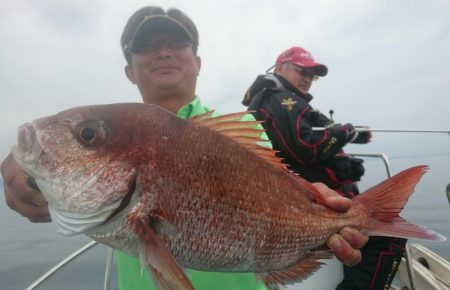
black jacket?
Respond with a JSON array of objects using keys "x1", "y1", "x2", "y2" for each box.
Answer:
[{"x1": 244, "y1": 74, "x2": 364, "y2": 192}]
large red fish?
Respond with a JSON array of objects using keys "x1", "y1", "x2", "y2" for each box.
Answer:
[{"x1": 12, "y1": 103, "x2": 445, "y2": 290}]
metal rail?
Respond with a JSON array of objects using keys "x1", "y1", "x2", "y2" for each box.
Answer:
[
  {"x1": 25, "y1": 240, "x2": 115, "y2": 290},
  {"x1": 348, "y1": 153, "x2": 393, "y2": 177},
  {"x1": 103, "y1": 247, "x2": 115, "y2": 290},
  {"x1": 25, "y1": 241, "x2": 99, "y2": 290}
]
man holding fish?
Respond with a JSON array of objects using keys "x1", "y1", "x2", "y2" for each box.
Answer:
[{"x1": 2, "y1": 5, "x2": 378, "y2": 290}]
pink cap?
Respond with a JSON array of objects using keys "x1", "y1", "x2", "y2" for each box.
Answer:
[{"x1": 276, "y1": 46, "x2": 328, "y2": 76}]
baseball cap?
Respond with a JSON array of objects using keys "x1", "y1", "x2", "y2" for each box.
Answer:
[
  {"x1": 121, "y1": 6, "x2": 199, "y2": 63},
  {"x1": 275, "y1": 46, "x2": 328, "y2": 76}
]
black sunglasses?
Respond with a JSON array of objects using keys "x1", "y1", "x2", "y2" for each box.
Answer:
[
  {"x1": 134, "y1": 37, "x2": 192, "y2": 53},
  {"x1": 291, "y1": 65, "x2": 319, "y2": 81}
]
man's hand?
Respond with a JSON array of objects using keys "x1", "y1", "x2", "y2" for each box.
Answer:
[
  {"x1": 1, "y1": 153, "x2": 50, "y2": 222},
  {"x1": 312, "y1": 183, "x2": 369, "y2": 266}
]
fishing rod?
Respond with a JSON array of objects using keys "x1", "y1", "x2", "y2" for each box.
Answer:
[
  {"x1": 312, "y1": 127, "x2": 450, "y2": 134},
  {"x1": 317, "y1": 110, "x2": 450, "y2": 134}
]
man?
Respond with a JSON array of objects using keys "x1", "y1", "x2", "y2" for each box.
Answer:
[
  {"x1": 243, "y1": 46, "x2": 406, "y2": 289},
  {"x1": 1, "y1": 7, "x2": 368, "y2": 290}
]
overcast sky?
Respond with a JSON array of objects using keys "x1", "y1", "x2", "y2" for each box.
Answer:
[{"x1": 1, "y1": 0, "x2": 449, "y2": 161}]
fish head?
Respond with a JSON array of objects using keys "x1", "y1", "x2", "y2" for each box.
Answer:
[{"x1": 11, "y1": 103, "x2": 165, "y2": 236}]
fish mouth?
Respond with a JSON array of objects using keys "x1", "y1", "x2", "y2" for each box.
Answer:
[
  {"x1": 12, "y1": 123, "x2": 44, "y2": 165},
  {"x1": 102, "y1": 175, "x2": 137, "y2": 224}
]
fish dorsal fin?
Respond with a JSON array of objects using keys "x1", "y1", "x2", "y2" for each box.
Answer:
[
  {"x1": 190, "y1": 111, "x2": 287, "y2": 170},
  {"x1": 257, "y1": 251, "x2": 332, "y2": 289},
  {"x1": 188, "y1": 110, "x2": 216, "y2": 122}
]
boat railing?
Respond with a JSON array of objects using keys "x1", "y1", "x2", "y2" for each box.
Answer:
[
  {"x1": 25, "y1": 240, "x2": 97, "y2": 290},
  {"x1": 26, "y1": 152, "x2": 420, "y2": 290}
]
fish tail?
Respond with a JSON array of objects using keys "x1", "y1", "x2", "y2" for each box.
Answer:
[{"x1": 353, "y1": 165, "x2": 446, "y2": 241}]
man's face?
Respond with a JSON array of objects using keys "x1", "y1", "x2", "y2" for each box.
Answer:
[
  {"x1": 126, "y1": 32, "x2": 201, "y2": 98},
  {"x1": 276, "y1": 63, "x2": 318, "y2": 94}
]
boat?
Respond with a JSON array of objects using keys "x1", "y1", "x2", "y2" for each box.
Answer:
[
  {"x1": 395, "y1": 243, "x2": 450, "y2": 289},
  {"x1": 23, "y1": 153, "x2": 450, "y2": 290}
]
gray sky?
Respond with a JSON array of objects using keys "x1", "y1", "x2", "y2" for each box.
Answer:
[{"x1": 1, "y1": 0, "x2": 449, "y2": 160}]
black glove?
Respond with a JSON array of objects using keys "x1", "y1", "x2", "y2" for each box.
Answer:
[
  {"x1": 351, "y1": 126, "x2": 372, "y2": 144},
  {"x1": 324, "y1": 156, "x2": 365, "y2": 182},
  {"x1": 333, "y1": 123, "x2": 357, "y2": 143},
  {"x1": 334, "y1": 123, "x2": 372, "y2": 144}
]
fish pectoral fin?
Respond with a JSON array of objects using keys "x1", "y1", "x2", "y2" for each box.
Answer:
[
  {"x1": 128, "y1": 213, "x2": 194, "y2": 290},
  {"x1": 257, "y1": 251, "x2": 332, "y2": 289}
]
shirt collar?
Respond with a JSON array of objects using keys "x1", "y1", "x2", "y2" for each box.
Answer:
[{"x1": 176, "y1": 96, "x2": 208, "y2": 119}]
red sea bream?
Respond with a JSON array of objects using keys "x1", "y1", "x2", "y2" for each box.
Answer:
[{"x1": 11, "y1": 103, "x2": 445, "y2": 290}]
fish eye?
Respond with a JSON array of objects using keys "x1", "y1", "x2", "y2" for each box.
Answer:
[
  {"x1": 81, "y1": 127, "x2": 96, "y2": 142},
  {"x1": 75, "y1": 120, "x2": 107, "y2": 147}
]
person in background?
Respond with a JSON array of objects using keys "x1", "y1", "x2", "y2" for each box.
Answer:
[
  {"x1": 243, "y1": 46, "x2": 406, "y2": 290},
  {"x1": 1, "y1": 8, "x2": 369, "y2": 290}
]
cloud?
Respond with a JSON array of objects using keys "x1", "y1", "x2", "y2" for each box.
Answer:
[{"x1": 1, "y1": 0, "x2": 449, "y2": 160}]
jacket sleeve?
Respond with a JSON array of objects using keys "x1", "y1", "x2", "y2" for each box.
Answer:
[{"x1": 250, "y1": 90, "x2": 349, "y2": 165}]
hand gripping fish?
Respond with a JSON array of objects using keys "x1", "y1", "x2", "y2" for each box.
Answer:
[{"x1": 12, "y1": 103, "x2": 445, "y2": 290}]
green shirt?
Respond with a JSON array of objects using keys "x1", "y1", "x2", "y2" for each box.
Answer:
[{"x1": 116, "y1": 96, "x2": 268, "y2": 290}]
